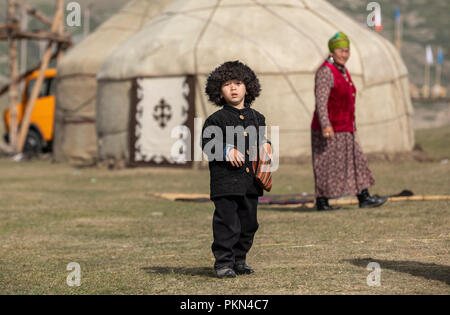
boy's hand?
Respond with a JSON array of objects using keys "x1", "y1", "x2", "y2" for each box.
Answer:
[
  {"x1": 227, "y1": 148, "x2": 245, "y2": 167},
  {"x1": 262, "y1": 142, "x2": 273, "y2": 162}
]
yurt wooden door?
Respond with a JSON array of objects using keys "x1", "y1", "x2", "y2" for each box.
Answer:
[{"x1": 129, "y1": 76, "x2": 195, "y2": 167}]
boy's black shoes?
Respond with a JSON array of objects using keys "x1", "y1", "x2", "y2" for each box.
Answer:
[
  {"x1": 215, "y1": 266, "x2": 236, "y2": 279},
  {"x1": 233, "y1": 263, "x2": 255, "y2": 275},
  {"x1": 357, "y1": 189, "x2": 387, "y2": 208},
  {"x1": 316, "y1": 197, "x2": 341, "y2": 211}
]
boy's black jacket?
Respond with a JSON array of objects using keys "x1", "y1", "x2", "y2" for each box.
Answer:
[{"x1": 201, "y1": 104, "x2": 268, "y2": 199}]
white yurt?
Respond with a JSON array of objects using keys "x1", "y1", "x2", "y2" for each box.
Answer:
[
  {"x1": 53, "y1": 0, "x2": 173, "y2": 165},
  {"x1": 96, "y1": 0, "x2": 414, "y2": 167}
]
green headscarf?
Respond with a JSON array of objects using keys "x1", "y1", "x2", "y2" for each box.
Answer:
[{"x1": 328, "y1": 32, "x2": 350, "y2": 52}]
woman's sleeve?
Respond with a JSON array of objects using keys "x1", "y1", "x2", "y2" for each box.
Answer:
[{"x1": 315, "y1": 66, "x2": 334, "y2": 129}]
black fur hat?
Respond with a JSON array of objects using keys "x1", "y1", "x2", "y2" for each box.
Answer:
[{"x1": 205, "y1": 60, "x2": 261, "y2": 107}]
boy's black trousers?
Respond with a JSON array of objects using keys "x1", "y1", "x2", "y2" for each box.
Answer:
[{"x1": 211, "y1": 195, "x2": 259, "y2": 270}]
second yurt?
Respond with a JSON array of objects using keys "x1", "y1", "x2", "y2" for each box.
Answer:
[{"x1": 54, "y1": 0, "x2": 173, "y2": 165}]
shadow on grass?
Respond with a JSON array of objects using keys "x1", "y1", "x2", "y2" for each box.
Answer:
[
  {"x1": 142, "y1": 266, "x2": 215, "y2": 278},
  {"x1": 344, "y1": 258, "x2": 450, "y2": 285}
]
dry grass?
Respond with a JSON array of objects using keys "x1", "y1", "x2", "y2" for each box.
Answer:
[{"x1": 0, "y1": 126, "x2": 449, "y2": 295}]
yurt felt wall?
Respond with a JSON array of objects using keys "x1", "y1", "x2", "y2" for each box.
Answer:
[
  {"x1": 96, "y1": 0, "x2": 414, "y2": 167},
  {"x1": 53, "y1": 0, "x2": 173, "y2": 165}
]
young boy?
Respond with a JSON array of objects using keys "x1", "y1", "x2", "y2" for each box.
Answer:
[{"x1": 202, "y1": 61, "x2": 272, "y2": 279}]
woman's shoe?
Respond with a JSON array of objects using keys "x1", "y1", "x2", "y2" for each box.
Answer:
[
  {"x1": 316, "y1": 197, "x2": 341, "y2": 211},
  {"x1": 357, "y1": 189, "x2": 387, "y2": 208}
]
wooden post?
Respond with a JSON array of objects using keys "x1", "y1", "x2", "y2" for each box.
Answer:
[
  {"x1": 435, "y1": 63, "x2": 441, "y2": 87},
  {"x1": 83, "y1": 4, "x2": 91, "y2": 38},
  {"x1": 432, "y1": 62, "x2": 442, "y2": 99},
  {"x1": 20, "y1": 0, "x2": 29, "y2": 93},
  {"x1": 422, "y1": 62, "x2": 430, "y2": 99},
  {"x1": 16, "y1": 0, "x2": 64, "y2": 153},
  {"x1": 7, "y1": 0, "x2": 19, "y2": 151},
  {"x1": 394, "y1": 11, "x2": 402, "y2": 54},
  {"x1": 422, "y1": 46, "x2": 433, "y2": 99},
  {"x1": 57, "y1": 5, "x2": 65, "y2": 63},
  {"x1": 20, "y1": 0, "x2": 28, "y2": 72}
]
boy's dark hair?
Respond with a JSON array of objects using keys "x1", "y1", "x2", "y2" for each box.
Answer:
[{"x1": 205, "y1": 60, "x2": 261, "y2": 107}]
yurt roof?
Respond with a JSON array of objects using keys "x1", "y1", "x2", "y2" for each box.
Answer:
[
  {"x1": 98, "y1": 0, "x2": 408, "y2": 88},
  {"x1": 58, "y1": 0, "x2": 173, "y2": 77}
]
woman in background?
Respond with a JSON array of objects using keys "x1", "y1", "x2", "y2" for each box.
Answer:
[{"x1": 311, "y1": 32, "x2": 387, "y2": 211}]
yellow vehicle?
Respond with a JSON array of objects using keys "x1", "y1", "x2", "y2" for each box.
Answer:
[{"x1": 3, "y1": 69, "x2": 56, "y2": 154}]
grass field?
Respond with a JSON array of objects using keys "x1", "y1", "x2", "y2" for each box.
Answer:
[{"x1": 0, "y1": 126, "x2": 449, "y2": 295}]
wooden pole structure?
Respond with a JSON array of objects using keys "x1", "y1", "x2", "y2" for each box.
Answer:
[
  {"x1": 16, "y1": 0, "x2": 64, "y2": 153},
  {"x1": 25, "y1": 6, "x2": 53, "y2": 26},
  {"x1": 20, "y1": 0, "x2": 29, "y2": 96},
  {"x1": 56, "y1": 4, "x2": 65, "y2": 63},
  {"x1": 7, "y1": 0, "x2": 19, "y2": 151},
  {"x1": 0, "y1": 30, "x2": 71, "y2": 42},
  {"x1": 0, "y1": 42, "x2": 71, "y2": 97},
  {"x1": 20, "y1": 0, "x2": 28, "y2": 75}
]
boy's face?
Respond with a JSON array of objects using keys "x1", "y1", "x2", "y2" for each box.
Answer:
[{"x1": 221, "y1": 79, "x2": 247, "y2": 107}]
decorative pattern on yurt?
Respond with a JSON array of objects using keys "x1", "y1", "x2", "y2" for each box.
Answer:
[
  {"x1": 129, "y1": 76, "x2": 195, "y2": 166},
  {"x1": 54, "y1": 0, "x2": 173, "y2": 165}
]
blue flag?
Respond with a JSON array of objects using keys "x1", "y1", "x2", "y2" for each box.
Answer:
[
  {"x1": 395, "y1": 8, "x2": 400, "y2": 21},
  {"x1": 437, "y1": 48, "x2": 444, "y2": 65}
]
